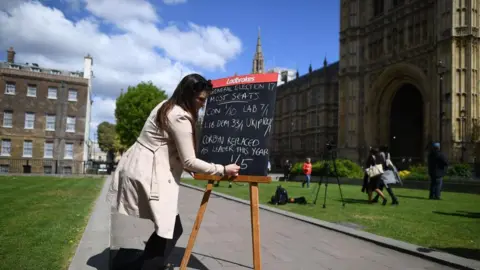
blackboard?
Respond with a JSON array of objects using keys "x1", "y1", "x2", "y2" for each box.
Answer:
[{"x1": 197, "y1": 73, "x2": 278, "y2": 176}]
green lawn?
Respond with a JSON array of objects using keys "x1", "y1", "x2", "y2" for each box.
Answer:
[
  {"x1": 0, "y1": 176, "x2": 104, "y2": 270},
  {"x1": 182, "y1": 179, "x2": 480, "y2": 260}
]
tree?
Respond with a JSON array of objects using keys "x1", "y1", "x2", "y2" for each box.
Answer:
[
  {"x1": 115, "y1": 81, "x2": 168, "y2": 146},
  {"x1": 97, "y1": 121, "x2": 118, "y2": 162}
]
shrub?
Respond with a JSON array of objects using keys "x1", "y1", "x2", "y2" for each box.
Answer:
[
  {"x1": 290, "y1": 159, "x2": 363, "y2": 179},
  {"x1": 447, "y1": 163, "x2": 472, "y2": 178}
]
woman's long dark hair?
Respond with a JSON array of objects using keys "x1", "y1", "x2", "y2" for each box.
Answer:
[{"x1": 156, "y1": 73, "x2": 213, "y2": 149}]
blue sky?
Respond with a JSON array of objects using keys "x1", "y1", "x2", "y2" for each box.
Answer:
[
  {"x1": 0, "y1": 0, "x2": 340, "y2": 136},
  {"x1": 2, "y1": 0, "x2": 340, "y2": 79}
]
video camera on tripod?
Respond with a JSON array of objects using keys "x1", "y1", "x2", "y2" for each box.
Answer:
[{"x1": 311, "y1": 140, "x2": 346, "y2": 208}]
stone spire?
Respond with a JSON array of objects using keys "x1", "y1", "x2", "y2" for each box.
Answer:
[
  {"x1": 309, "y1": 62, "x2": 313, "y2": 73},
  {"x1": 252, "y1": 27, "x2": 264, "y2": 74}
]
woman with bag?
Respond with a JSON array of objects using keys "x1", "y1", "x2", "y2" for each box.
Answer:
[
  {"x1": 365, "y1": 147, "x2": 387, "y2": 205},
  {"x1": 373, "y1": 146, "x2": 400, "y2": 205}
]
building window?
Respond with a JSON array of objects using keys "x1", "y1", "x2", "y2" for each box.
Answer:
[
  {"x1": 64, "y1": 143, "x2": 73, "y2": 159},
  {"x1": 392, "y1": 0, "x2": 404, "y2": 7},
  {"x1": 24, "y1": 112, "x2": 35, "y2": 129},
  {"x1": 50, "y1": 70, "x2": 61, "y2": 75},
  {"x1": 1, "y1": 139, "x2": 11, "y2": 156},
  {"x1": 66, "y1": 116, "x2": 76, "y2": 132},
  {"x1": 44, "y1": 166, "x2": 53, "y2": 174},
  {"x1": 68, "y1": 89, "x2": 77, "y2": 101},
  {"x1": 46, "y1": 115, "x2": 56, "y2": 131},
  {"x1": 27, "y1": 85, "x2": 37, "y2": 97},
  {"x1": 3, "y1": 111, "x2": 13, "y2": 128},
  {"x1": 5, "y1": 82, "x2": 15, "y2": 95},
  {"x1": 48, "y1": 87, "x2": 57, "y2": 99},
  {"x1": 23, "y1": 140, "x2": 33, "y2": 157},
  {"x1": 44, "y1": 142, "x2": 54, "y2": 158},
  {"x1": 373, "y1": 0, "x2": 384, "y2": 16},
  {"x1": 0, "y1": 165, "x2": 9, "y2": 173},
  {"x1": 63, "y1": 166, "x2": 72, "y2": 174},
  {"x1": 31, "y1": 67, "x2": 40, "y2": 72}
]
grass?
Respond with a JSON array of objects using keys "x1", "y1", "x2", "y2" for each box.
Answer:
[
  {"x1": 182, "y1": 179, "x2": 480, "y2": 260},
  {"x1": 0, "y1": 176, "x2": 104, "y2": 270}
]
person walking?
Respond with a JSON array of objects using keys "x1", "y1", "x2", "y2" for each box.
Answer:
[
  {"x1": 107, "y1": 74, "x2": 240, "y2": 270},
  {"x1": 428, "y1": 142, "x2": 448, "y2": 200},
  {"x1": 365, "y1": 147, "x2": 388, "y2": 205},
  {"x1": 302, "y1": 158, "x2": 312, "y2": 188},
  {"x1": 373, "y1": 145, "x2": 400, "y2": 205}
]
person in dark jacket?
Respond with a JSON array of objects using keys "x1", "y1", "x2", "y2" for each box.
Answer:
[
  {"x1": 428, "y1": 142, "x2": 448, "y2": 200},
  {"x1": 365, "y1": 147, "x2": 387, "y2": 204},
  {"x1": 372, "y1": 146, "x2": 399, "y2": 205},
  {"x1": 283, "y1": 160, "x2": 292, "y2": 181}
]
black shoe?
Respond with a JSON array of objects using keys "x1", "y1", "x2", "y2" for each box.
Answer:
[
  {"x1": 372, "y1": 199, "x2": 379, "y2": 203},
  {"x1": 391, "y1": 200, "x2": 399, "y2": 205},
  {"x1": 382, "y1": 199, "x2": 387, "y2": 206}
]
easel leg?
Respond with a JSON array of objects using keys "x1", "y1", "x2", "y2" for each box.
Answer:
[
  {"x1": 249, "y1": 182, "x2": 262, "y2": 270},
  {"x1": 180, "y1": 180, "x2": 214, "y2": 270}
]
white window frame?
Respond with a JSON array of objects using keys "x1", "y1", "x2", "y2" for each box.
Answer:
[
  {"x1": 68, "y1": 89, "x2": 78, "y2": 101},
  {"x1": 0, "y1": 164, "x2": 9, "y2": 173},
  {"x1": 27, "y1": 85, "x2": 37, "y2": 97},
  {"x1": 64, "y1": 143, "x2": 73, "y2": 159},
  {"x1": 23, "y1": 140, "x2": 33, "y2": 157},
  {"x1": 46, "y1": 115, "x2": 55, "y2": 131},
  {"x1": 24, "y1": 112, "x2": 35, "y2": 129},
  {"x1": 3, "y1": 111, "x2": 12, "y2": 128},
  {"x1": 44, "y1": 142, "x2": 54, "y2": 158},
  {"x1": 1, "y1": 139, "x2": 11, "y2": 156},
  {"x1": 5, "y1": 82, "x2": 15, "y2": 95},
  {"x1": 48, "y1": 87, "x2": 57, "y2": 99},
  {"x1": 66, "y1": 116, "x2": 76, "y2": 132}
]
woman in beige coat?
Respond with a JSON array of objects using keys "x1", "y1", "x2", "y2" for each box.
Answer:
[{"x1": 108, "y1": 73, "x2": 240, "y2": 269}]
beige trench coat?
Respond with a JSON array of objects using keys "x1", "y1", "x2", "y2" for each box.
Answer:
[{"x1": 107, "y1": 101, "x2": 225, "y2": 239}]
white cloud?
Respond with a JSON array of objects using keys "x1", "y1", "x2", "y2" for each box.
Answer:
[
  {"x1": 0, "y1": 0, "x2": 242, "y2": 139},
  {"x1": 84, "y1": 0, "x2": 159, "y2": 24},
  {"x1": 163, "y1": 0, "x2": 187, "y2": 5}
]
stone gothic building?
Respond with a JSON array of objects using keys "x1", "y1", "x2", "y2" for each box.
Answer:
[{"x1": 337, "y1": 0, "x2": 480, "y2": 164}]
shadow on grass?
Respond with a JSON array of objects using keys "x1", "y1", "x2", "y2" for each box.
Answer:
[
  {"x1": 336, "y1": 198, "x2": 370, "y2": 204},
  {"x1": 432, "y1": 211, "x2": 480, "y2": 219},
  {"x1": 396, "y1": 195, "x2": 430, "y2": 200},
  {"x1": 417, "y1": 247, "x2": 480, "y2": 262}
]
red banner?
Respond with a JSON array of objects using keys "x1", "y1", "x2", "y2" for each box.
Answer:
[{"x1": 211, "y1": 73, "x2": 279, "y2": 88}]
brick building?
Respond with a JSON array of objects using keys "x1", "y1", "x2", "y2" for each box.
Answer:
[
  {"x1": 0, "y1": 47, "x2": 93, "y2": 174},
  {"x1": 271, "y1": 59, "x2": 340, "y2": 168}
]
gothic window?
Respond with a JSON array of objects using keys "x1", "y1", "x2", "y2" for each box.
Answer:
[
  {"x1": 373, "y1": 0, "x2": 384, "y2": 16},
  {"x1": 392, "y1": 0, "x2": 404, "y2": 7}
]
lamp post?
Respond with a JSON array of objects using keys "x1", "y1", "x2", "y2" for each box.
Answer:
[
  {"x1": 460, "y1": 108, "x2": 466, "y2": 162},
  {"x1": 436, "y1": 60, "x2": 446, "y2": 145}
]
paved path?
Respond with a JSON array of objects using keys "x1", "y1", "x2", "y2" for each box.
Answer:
[{"x1": 110, "y1": 186, "x2": 455, "y2": 270}]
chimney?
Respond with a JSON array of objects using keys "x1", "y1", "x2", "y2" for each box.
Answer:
[
  {"x1": 83, "y1": 53, "x2": 93, "y2": 80},
  {"x1": 7, "y1": 47, "x2": 15, "y2": 63}
]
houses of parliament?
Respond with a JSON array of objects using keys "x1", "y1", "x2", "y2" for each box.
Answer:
[{"x1": 258, "y1": 0, "x2": 480, "y2": 168}]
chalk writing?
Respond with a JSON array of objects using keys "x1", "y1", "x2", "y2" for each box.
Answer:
[{"x1": 197, "y1": 79, "x2": 278, "y2": 176}]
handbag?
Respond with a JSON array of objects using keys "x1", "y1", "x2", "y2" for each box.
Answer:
[{"x1": 366, "y1": 164, "x2": 384, "y2": 178}]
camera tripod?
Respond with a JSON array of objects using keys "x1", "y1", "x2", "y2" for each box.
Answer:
[{"x1": 312, "y1": 147, "x2": 346, "y2": 208}]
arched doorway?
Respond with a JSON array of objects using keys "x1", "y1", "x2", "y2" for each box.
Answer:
[{"x1": 389, "y1": 84, "x2": 424, "y2": 164}]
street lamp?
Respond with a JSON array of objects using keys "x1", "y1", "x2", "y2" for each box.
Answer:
[
  {"x1": 460, "y1": 108, "x2": 466, "y2": 162},
  {"x1": 436, "y1": 60, "x2": 447, "y2": 145}
]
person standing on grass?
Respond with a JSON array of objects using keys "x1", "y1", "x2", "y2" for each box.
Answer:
[
  {"x1": 107, "y1": 74, "x2": 240, "y2": 270},
  {"x1": 428, "y1": 142, "x2": 448, "y2": 200},
  {"x1": 283, "y1": 159, "x2": 292, "y2": 181},
  {"x1": 302, "y1": 158, "x2": 312, "y2": 188}
]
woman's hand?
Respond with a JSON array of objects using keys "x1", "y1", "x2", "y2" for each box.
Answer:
[{"x1": 224, "y1": 164, "x2": 240, "y2": 176}]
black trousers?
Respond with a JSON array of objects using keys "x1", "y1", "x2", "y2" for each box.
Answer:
[{"x1": 132, "y1": 215, "x2": 184, "y2": 270}]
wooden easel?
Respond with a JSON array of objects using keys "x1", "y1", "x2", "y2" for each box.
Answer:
[{"x1": 180, "y1": 174, "x2": 271, "y2": 270}]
